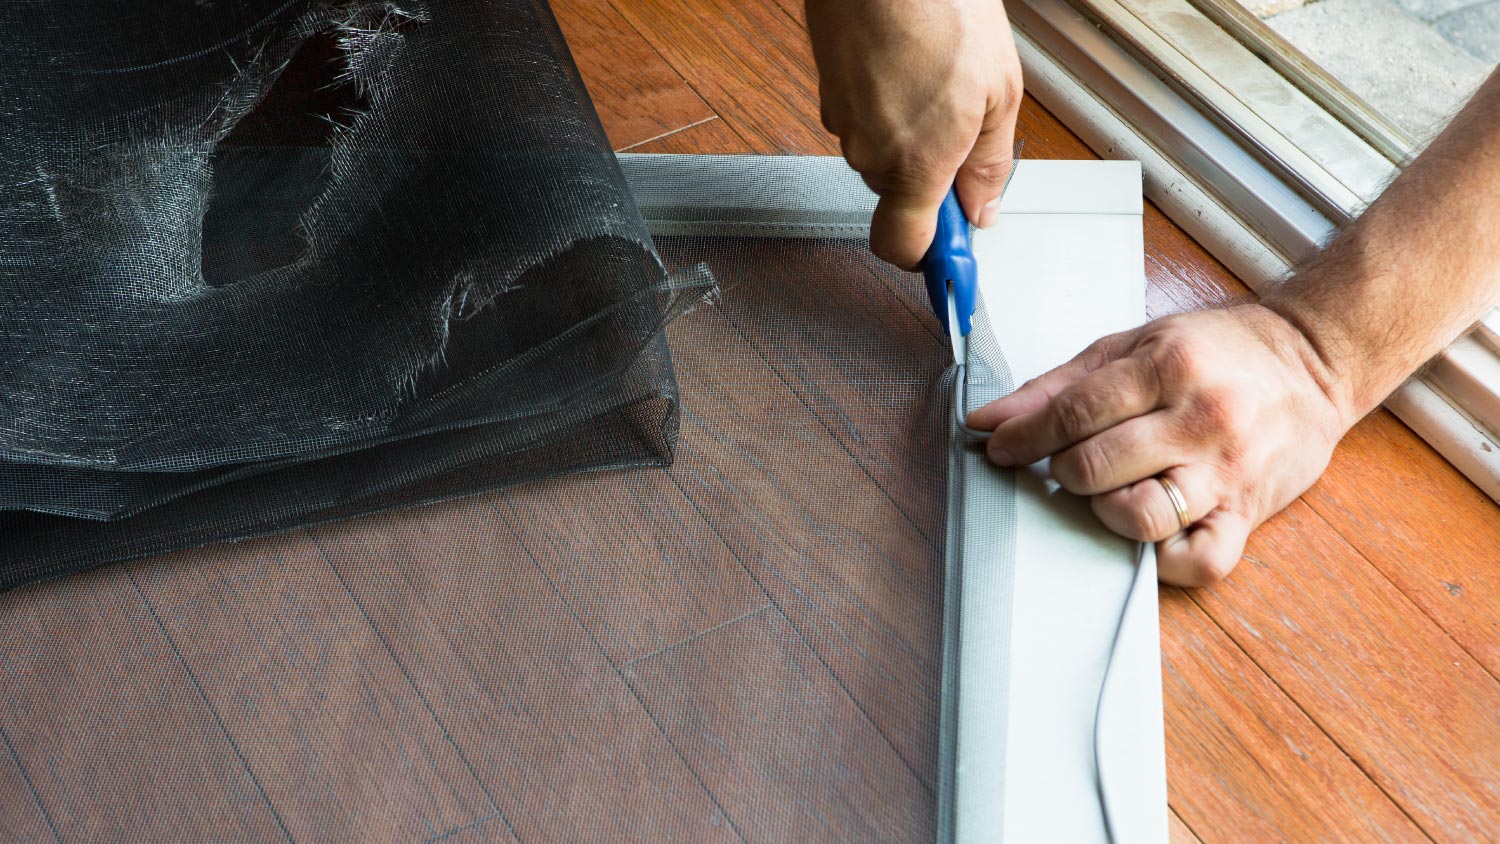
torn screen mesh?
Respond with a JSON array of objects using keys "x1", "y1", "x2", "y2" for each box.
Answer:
[
  {"x1": 1, "y1": 234, "x2": 1010, "y2": 842},
  {"x1": 0, "y1": 2, "x2": 1021, "y2": 841},
  {"x1": 0, "y1": 0, "x2": 699, "y2": 583}
]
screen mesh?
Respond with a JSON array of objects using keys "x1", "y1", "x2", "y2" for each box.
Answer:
[
  {"x1": 1, "y1": 234, "x2": 993, "y2": 841},
  {"x1": 1, "y1": 0, "x2": 694, "y2": 583},
  {"x1": 0, "y1": 3, "x2": 1022, "y2": 841}
]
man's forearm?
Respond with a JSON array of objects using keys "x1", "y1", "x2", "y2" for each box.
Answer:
[{"x1": 1266, "y1": 69, "x2": 1500, "y2": 425}]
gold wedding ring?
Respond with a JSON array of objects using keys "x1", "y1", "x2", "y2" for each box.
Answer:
[{"x1": 1157, "y1": 475, "x2": 1192, "y2": 533}]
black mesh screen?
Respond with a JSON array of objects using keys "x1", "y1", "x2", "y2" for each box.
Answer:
[
  {"x1": 1, "y1": 0, "x2": 694, "y2": 583},
  {"x1": 0, "y1": 3, "x2": 1011, "y2": 840}
]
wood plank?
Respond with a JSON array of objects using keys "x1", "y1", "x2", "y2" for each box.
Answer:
[
  {"x1": 608, "y1": 0, "x2": 837, "y2": 153},
  {"x1": 623, "y1": 606, "x2": 931, "y2": 841},
  {"x1": 1143, "y1": 208, "x2": 1255, "y2": 318},
  {"x1": 309, "y1": 499, "x2": 739, "y2": 842},
  {"x1": 670, "y1": 236, "x2": 951, "y2": 540},
  {"x1": 1305, "y1": 410, "x2": 1500, "y2": 678},
  {"x1": 422, "y1": 811, "x2": 513, "y2": 844},
  {"x1": 765, "y1": 0, "x2": 804, "y2": 25},
  {"x1": 1194, "y1": 500, "x2": 1500, "y2": 841},
  {"x1": 0, "y1": 736, "x2": 56, "y2": 844},
  {"x1": 1160, "y1": 588, "x2": 1427, "y2": 843},
  {"x1": 491, "y1": 469, "x2": 768, "y2": 665},
  {"x1": 665, "y1": 304, "x2": 943, "y2": 787},
  {"x1": 126, "y1": 533, "x2": 500, "y2": 843},
  {"x1": 552, "y1": 0, "x2": 716, "y2": 150},
  {"x1": 1168, "y1": 808, "x2": 1202, "y2": 844},
  {"x1": 614, "y1": 0, "x2": 1113, "y2": 167},
  {"x1": 1013, "y1": 100, "x2": 1097, "y2": 159},
  {"x1": 0, "y1": 566, "x2": 289, "y2": 842},
  {"x1": 623, "y1": 116, "x2": 753, "y2": 154}
]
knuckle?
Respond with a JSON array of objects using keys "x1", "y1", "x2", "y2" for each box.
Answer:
[
  {"x1": 1002, "y1": 74, "x2": 1023, "y2": 105},
  {"x1": 1126, "y1": 503, "x2": 1166, "y2": 542},
  {"x1": 1147, "y1": 333, "x2": 1204, "y2": 386},
  {"x1": 868, "y1": 233, "x2": 911, "y2": 269},
  {"x1": 1126, "y1": 354, "x2": 1161, "y2": 394},
  {"x1": 841, "y1": 143, "x2": 884, "y2": 178},
  {"x1": 1093, "y1": 489, "x2": 1166, "y2": 542},
  {"x1": 1080, "y1": 331, "x2": 1133, "y2": 370},
  {"x1": 1079, "y1": 336, "x2": 1115, "y2": 366},
  {"x1": 1214, "y1": 440, "x2": 1249, "y2": 477},
  {"x1": 884, "y1": 163, "x2": 947, "y2": 201},
  {"x1": 964, "y1": 157, "x2": 1014, "y2": 188},
  {"x1": 1192, "y1": 387, "x2": 1250, "y2": 449},
  {"x1": 1051, "y1": 392, "x2": 1097, "y2": 442},
  {"x1": 1196, "y1": 389, "x2": 1238, "y2": 432},
  {"x1": 1187, "y1": 551, "x2": 1238, "y2": 586},
  {"x1": 948, "y1": 97, "x2": 989, "y2": 131},
  {"x1": 840, "y1": 136, "x2": 906, "y2": 181},
  {"x1": 1058, "y1": 441, "x2": 1111, "y2": 493}
]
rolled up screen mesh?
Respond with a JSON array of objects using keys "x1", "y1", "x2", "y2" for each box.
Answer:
[
  {"x1": 0, "y1": 0, "x2": 700, "y2": 583},
  {"x1": 0, "y1": 3, "x2": 1033, "y2": 841}
]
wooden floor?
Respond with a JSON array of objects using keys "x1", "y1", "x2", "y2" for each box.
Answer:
[
  {"x1": 3, "y1": 2, "x2": 1499, "y2": 843},
  {"x1": 552, "y1": 1, "x2": 1500, "y2": 840}
]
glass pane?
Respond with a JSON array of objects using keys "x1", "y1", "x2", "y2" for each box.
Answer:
[{"x1": 1238, "y1": 0, "x2": 1497, "y2": 140}]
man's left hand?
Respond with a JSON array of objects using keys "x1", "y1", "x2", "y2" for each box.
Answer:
[{"x1": 966, "y1": 304, "x2": 1353, "y2": 586}]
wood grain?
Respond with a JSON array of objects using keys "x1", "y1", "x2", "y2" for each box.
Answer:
[
  {"x1": 1161, "y1": 588, "x2": 1429, "y2": 843},
  {"x1": 491, "y1": 469, "x2": 768, "y2": 665},
  {"x1": 1143, "y1": 208, "x2": 1256, "y2": 318},
  {"x1": 1170, "y1": 809, "x2": 1206, "y2": 844},
  {"x1": 623, "y1": 115, "x2": 754, "y2": 154},
  {"x1": 665, "y1": 303, "x2": 945, "y2": 788},
  {"x1": 1306, "y1": 411, "x2": 1500, "y2": 678},
  {"x1": 310, "y1": 500, "x2": 739, "y2": 843},
  {"x1": 685, "y1": 238, "x2": 951, "y2": 539},
  {"x1": 0, "y1": 737, "x2": 56, "y2": 844},
  {"x1": 0, "y1": 566, "x2": 289, "y2": 842},
  {"x1": 550, "y1": 0, "x2": 716, "y2": 150},
  {"x1": 126, "y1": 534, "x2": 499, "y2": 843},
  {"x1": 1197, "y1": 500, "x2": 1500, "y2": 841},
  {"x1": 1168, "y1": 808, "x2": 1203, "y2": 844},
  {"x1": 623, "y1": 606, "x2": 932, "y2": 842},
  {"x1": 608, "y1": 0, "x2": 837, "y2": 154}
]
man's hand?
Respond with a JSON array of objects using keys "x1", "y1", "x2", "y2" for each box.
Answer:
[
  {"x1": 967, "y1": 67, "x2": 1500, "y2": 586},
  {"x1": 806, "y1": 0, "x2": 1022, "y2": 269},
  {"x1": 966, "y1": 305, "x2": 1351, "y2": 586}
]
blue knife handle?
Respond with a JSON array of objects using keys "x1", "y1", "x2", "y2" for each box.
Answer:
[{"x1": 923, "y1": 188, "x2": 976, "y2": 337}]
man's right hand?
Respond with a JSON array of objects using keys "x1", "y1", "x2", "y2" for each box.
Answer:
[{"x1": 806, "y1": 0, "x2": 1023, "y2": 269}]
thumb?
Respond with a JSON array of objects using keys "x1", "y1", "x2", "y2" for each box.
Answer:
[
  {"x1": 868, "y1": 181, "x2": 951, "y2": 270},
  {"x1": 953, "y1": 104, "x2": 1019, "y2": 229}
]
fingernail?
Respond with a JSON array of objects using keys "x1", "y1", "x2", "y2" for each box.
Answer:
[{"x1": 978, "y1": 196, "x2": 1002, "y2": 228}]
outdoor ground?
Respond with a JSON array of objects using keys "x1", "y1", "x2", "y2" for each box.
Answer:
[{"x1": 1247, "y1": 0, "x2": 1496, "y2": 139}]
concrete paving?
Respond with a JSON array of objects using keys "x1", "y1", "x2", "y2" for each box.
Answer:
[
  {"x1": 1265, "y1": 0, "x2": 1495, "y2": 140},
  {"x1": 1435, "y1": 1, "x2": 1500, "y2": 62},
  {"x1": 1391, "y1": 0, "x2": 1482, "y2": 23}
]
